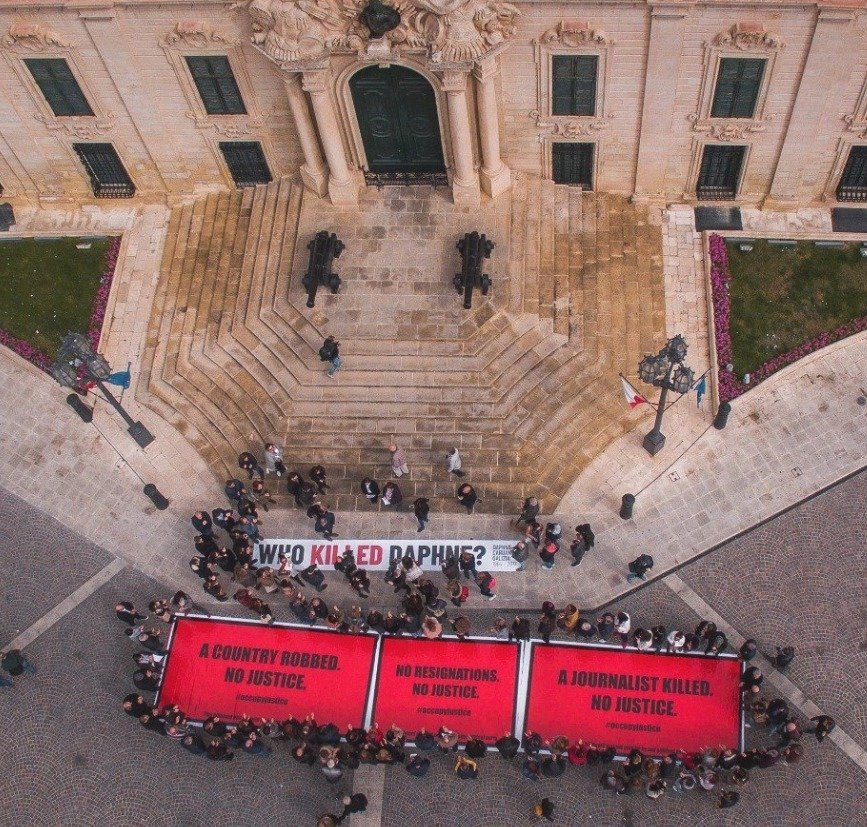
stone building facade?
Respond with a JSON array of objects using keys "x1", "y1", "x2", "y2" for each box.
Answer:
[{"x1": 0, "y1": 0, "x2": 865, "y2": 210}]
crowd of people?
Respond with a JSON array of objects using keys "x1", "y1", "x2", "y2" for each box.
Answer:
[{"x1": 112, "y1": 450, "x2": 839, "y2": 822}]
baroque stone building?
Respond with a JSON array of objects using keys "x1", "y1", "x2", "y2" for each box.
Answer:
[{"x1": 0, "y1": 0, "x2": 865, "y2": 209}]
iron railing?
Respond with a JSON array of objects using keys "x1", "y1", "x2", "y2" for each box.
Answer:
[
  {"x1": 696, "y1": 186, "x2": 737, "y2": 201},
  {"x1": 92, "y1": 181, "x2": 136, "y2": 198},
  {"x1": 836, "y1": 186, "x2": 867, "y2": 202},
  {"x1": 363, "y1": 169, "x2": 449, "y2": 189}
]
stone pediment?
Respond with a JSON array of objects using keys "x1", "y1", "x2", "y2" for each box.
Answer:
[{"x1": 238, "y1": 0, "x2": 520, "y2": 66}]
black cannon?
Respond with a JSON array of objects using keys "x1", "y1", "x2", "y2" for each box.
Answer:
[
  {"x1": 301, "y1": 230, "x2": 344, "y2": 308},
  {"x1": 453, "y1": 231, "x2": 493, "y2": 309}
]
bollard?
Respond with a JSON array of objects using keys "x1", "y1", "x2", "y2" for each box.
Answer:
[
  {"x1": 143, "y1": 483, "x2": 169, "y2": 510},
  {"x1": 619, "y1": 493, "x2": 635, "y2": 520},
  {"x1": 713, "y1": 401, "x2": 732, "y2": 430},
  {"x1": 66, "y1": 392, "x2": 93, "y2": 423}
]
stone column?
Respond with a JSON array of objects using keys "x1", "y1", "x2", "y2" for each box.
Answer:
[
  {"x1": 633, "y1": 5, "x2": 689, "y2": 201},
  {"x1": 441, "y1": 71, "x2": 481, "y2": 207},
  {"x1": 283, "y1": 73, "x2": 328, "y2": 198},
  {"x1": 472, "y1": 58, "x2": 511, "y2": 198},
  {"x1": 766, "y1": 9, "x2": 857, "y2": 207},
  {"x1": 301, "y1": 70, "x2": 358, "y2": 205}
]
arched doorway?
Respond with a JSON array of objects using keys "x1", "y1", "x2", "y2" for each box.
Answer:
[{"x1": 349, "y1": 64, "x2": 445, "y2": 179}]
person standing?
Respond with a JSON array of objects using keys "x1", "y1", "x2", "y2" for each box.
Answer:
[
  {"x1": 314, "y1": 507, "x2": 338, "y2": 540},
  {"x1": 381, "y1": 481, "x2": 402, "y2": 508},
  {"x1": 319, "y1": 335, "x2": 341, "y2": 377},
  {"x1": 361, "y1": 477, "x2": 380, "y2": 504},
  {"x1": 511, "y1": 540, "x2": 529, "y2": 571},
  {"x1": 191, "y1": 511, "x2": 213, "y2": 537},
  {"x1": 264, "y1": 442, "x2": 285, "y2": 476},
  {"x1": 805, "y1": 715, "x2": 836, "y2": 742},
  {"x1": 532, "y1": 798, "x2": 555, "y2": 822},
  {"x1": 238, "y1": 451, "x2": 263, "y2": 480},
  {"x1": 569, "y1": 531, "x2": 586, "y2": 567},
  {"x1": 539, "y1": 541, "x2": 558, "y2": 570},
  {"x1": 447, "y1": 447, "x2": 465, "y2": 477},
  {"x1": 389, "y1": 442, "x2": 409, "y2": 477},
  {"x1": 309, "y1": 465, "x2": 329, "y2": 494},
  {"x1": 515, "y1": 496, "x2": 540, "y2": 528},
  {"x1": 457, "y1": 483, "x2": 478, "y2": 514},
  {"x1": 615, "y1": 611, "x2": 631, "y2": 648},
  {"x1": 413, "y1": 497, "x2": 430, "y2": 532},
  {"x1": 476, "y1": 571, "x2": 497, "y2": 600},
  {"x1": 337, "y1": 793, "x2": 368, "y2": 824},
  {"x1": 626, "y1": 554, "x2": 654, "y2": 582},
  {"x1": 1, "y1": 649, "x2": 36, "y2": 679}
]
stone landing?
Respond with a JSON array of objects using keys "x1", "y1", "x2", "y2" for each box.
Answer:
[{"x1": 137, "y1": 175, "x2": 666, "y2": 513}]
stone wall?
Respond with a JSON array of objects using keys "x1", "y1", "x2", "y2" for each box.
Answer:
[{"x1": 0, "y1": 0, "x2": 864, "y2": 207}]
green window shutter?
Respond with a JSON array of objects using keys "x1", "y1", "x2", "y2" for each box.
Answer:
[
  {"x1": 711, "y1": 58, "x2": 765, "y2": 119},
  {"x1": 186, "y1": 56, "x2": 246, "y2": 115},
  {"x1": 552, "y1": 55, "x2": 598, "y2": 116},
  {"x1": 24, "y1": 58, "x2": 93, "y2": 117},
  {"x1": 219, "y1": 141, "x2": 272, "y2": 187}
]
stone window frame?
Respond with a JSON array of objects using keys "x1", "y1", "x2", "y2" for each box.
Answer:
[
  {"x1": 159, "y1": 23, "x2": 274, "y2": 187},
  {"x1": 534, "y1": 22, "x2": 613, "y2": 127},
  {"x1": 689, "y1": 25, "x2": 783, "y2": 134},
  {"x1": 160, "y1": 23, "x2": 262, "y2": 130},
  {"x1": 2, "y1": 44, "x2": 116, "y2": 137},
  {"x1": 531, "y1": 22, "x2": 614, "y2": 184},
  {"x1": 684, "y1": 139, "x2": 754, "y2": 203},
  {"x1": 827, "y1": 77, "x2": 867, "y2": 201},
  {"x1": 547, "y1": 137, "x2": 600, "y2": 192}
]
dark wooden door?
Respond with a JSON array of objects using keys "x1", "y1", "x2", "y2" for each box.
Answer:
[{"x1": 350, "y1": 65, "x2": 444, "y2": 174}]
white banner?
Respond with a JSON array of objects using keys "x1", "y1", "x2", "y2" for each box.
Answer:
[{"x1": 252, "y1": 538, "x2": 520, "y2": 572}]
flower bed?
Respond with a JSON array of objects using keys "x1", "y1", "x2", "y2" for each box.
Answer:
[
  {"x1": 709, "y1": 233, "x2": 867, "y2": 403},
  {"x1": 0, "y1": 236, "x2": 121, "y2": 373}
]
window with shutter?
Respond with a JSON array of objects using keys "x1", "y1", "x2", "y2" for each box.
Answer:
[
  {"x1": 711, "y1": 58, "x2": 765, "y2": 119},
  {"x1": 24, "y1": 58, "x2": 94, "y2": 117},
  {"x1": 73, "y1": 143, "x2": 135, "y2": 197},
  {"x1": 836, "y1": 146, "x2": 867, "y2": 201},
  {"x1": 185, "y1": 56, "x2": 246, "y2": 115},
  {"x1": 219, "y1": 142, "x2": 272, "y2": 187},
  {"x1": 552, "y1": 143, "x2": 594, "y2": 189},
  {"x1": 551, "y1": 55, "x2": 598, "y2": 117},
  {"x1": 697, "y1": 145, "x2": 745, "y2": 200}
]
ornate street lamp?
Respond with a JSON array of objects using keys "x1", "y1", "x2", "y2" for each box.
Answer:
[
  {"x1": 51, "y1": 333, "x2": 154, "y2": 448},
  {"x1": 637, "y1": 334, "x2": 695, "y2": 456}
]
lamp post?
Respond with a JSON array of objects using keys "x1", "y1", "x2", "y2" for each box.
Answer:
[
  {"x1": 637, "y1": 334, "x2": 694, "y2": 456},
  {"x1": 51, "y1": 333, "x2": 154, "y2": 449}
]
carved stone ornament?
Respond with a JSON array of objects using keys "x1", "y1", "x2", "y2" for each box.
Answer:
[
  {"x1": 237, "y1": 0, "x2": 519, "y2": 65},
  {"x1": 359, "y1": 0, "x2": 401, "y2": 39},
  {"x1": 842, "y1": 113, "x2": 867, "y2": 139},
  {"x1": 537, "y1": 20, "x2": 612, "y2": 47},
  {"x1": 163, "y1": 20, "x2": 232, "y2": 48},
  {"x1": 530, "y1": 109, "x2": 614, "y2": 137},
  {"x1": 688, "y1": 112, "x2": 776, "y2": 141},
  {"x1": 34, "y1": 111, "x2": 117, "y2": 139},
  {"x1": 186, "y1": 110, "x2": 266, "y2": 138},
  {"x1": 711, "y1": 23, "x2": 783, "y2": 52},
  {"x1": 2, "y1": 22, "x2": 70, "y2": 51}
]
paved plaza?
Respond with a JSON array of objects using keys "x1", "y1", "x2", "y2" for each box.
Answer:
[{"x1": 1, "y1": 471, "x2": 865, "y2": 826}]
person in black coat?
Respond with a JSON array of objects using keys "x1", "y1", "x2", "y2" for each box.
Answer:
[
  {"x1": 413, "y1": 497, "x2": 430, "y2": 532},
  {"x1": 495, "y1": 733, "x2": 520, "y2": 759},
  {"x1": 361, "y1": 478, "x2": 380, "y2": 504}
]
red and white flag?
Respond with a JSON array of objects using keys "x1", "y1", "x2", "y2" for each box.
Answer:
[{"x1": 620, "y1": 376, "x2": 648, "y2": 409}]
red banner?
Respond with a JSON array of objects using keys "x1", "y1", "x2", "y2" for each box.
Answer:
[
  {"x1": 371, "y1": 637, "x2": 520, "y2": 743},
  {"x1": 157, "y1": 617, "x2": 377, "y2": 725},
  {"x1": 524, "y1": 643, "x2": 742, "y2": 755}
]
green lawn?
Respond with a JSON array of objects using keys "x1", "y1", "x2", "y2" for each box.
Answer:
[
  {"x1": 0, "y1": 237, "x2": 112, "y2": 360},
  {"x1": 726, "y1": 239, "x2": 867, "y2": 377}
]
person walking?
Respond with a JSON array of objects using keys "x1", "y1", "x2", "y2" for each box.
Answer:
[
  {"x1": 476, "y1": 571, "x2": 497, "y2": 600},
  {"x1": 337, "y1": 793, "x2": 368, "y2": 824},
  {"x1": 413, "y1": 497, "x2": 430, "y2": 532},
  {"x1": 569, "y1": 531, "x2": 586, "y2": 567},
  {"x1": 772, "y1": 646, "x2": 795, "y2": 670},
  {"x1": 319, "y1": 335, "x2": 341, "y2": 377},
  {"x1": 389, "y1": 442, "x2": 409, "y2": 477},
  {"x1": 805, "y1": 715, "x2": 836, "y2": 742},
  {"x1": 115, "y1": 601, "x2": 147, "y2": 625},
  {"x1": 360, "y1": 477, "x2": 380, "y2": 504},
  {"x1": 446, "y1": 447, "x2": 465, "y2": 477},
  {"x1": 532, "y1": 798, "x2": 555, "y2": 822},
  {"x1": 626, "y1": 553, "x2": 654, "y2": 582},
  {"x1": 457, "y1": 483, "x2": 478, "y2": 514},
  {"x1": 1, "y1": 649, "x2": 36, "y2": 679}
]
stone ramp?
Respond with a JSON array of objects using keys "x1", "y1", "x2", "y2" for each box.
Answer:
[{"x1": 137, "y1": 175, "x2": 665, "y2": 513}]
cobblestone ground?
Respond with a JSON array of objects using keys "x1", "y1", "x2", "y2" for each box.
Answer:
[{"x1": 1, "y1": 473, "x2": 866, "y2": 826}]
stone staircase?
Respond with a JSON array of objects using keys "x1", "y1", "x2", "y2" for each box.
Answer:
[{"x1": 137, "y1": 174, "x2": 666, "y2": 514}]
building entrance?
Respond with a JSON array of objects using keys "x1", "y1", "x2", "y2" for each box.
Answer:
[{"x1": 349, "y1": 65, "x2": 445, "y2": 184}]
